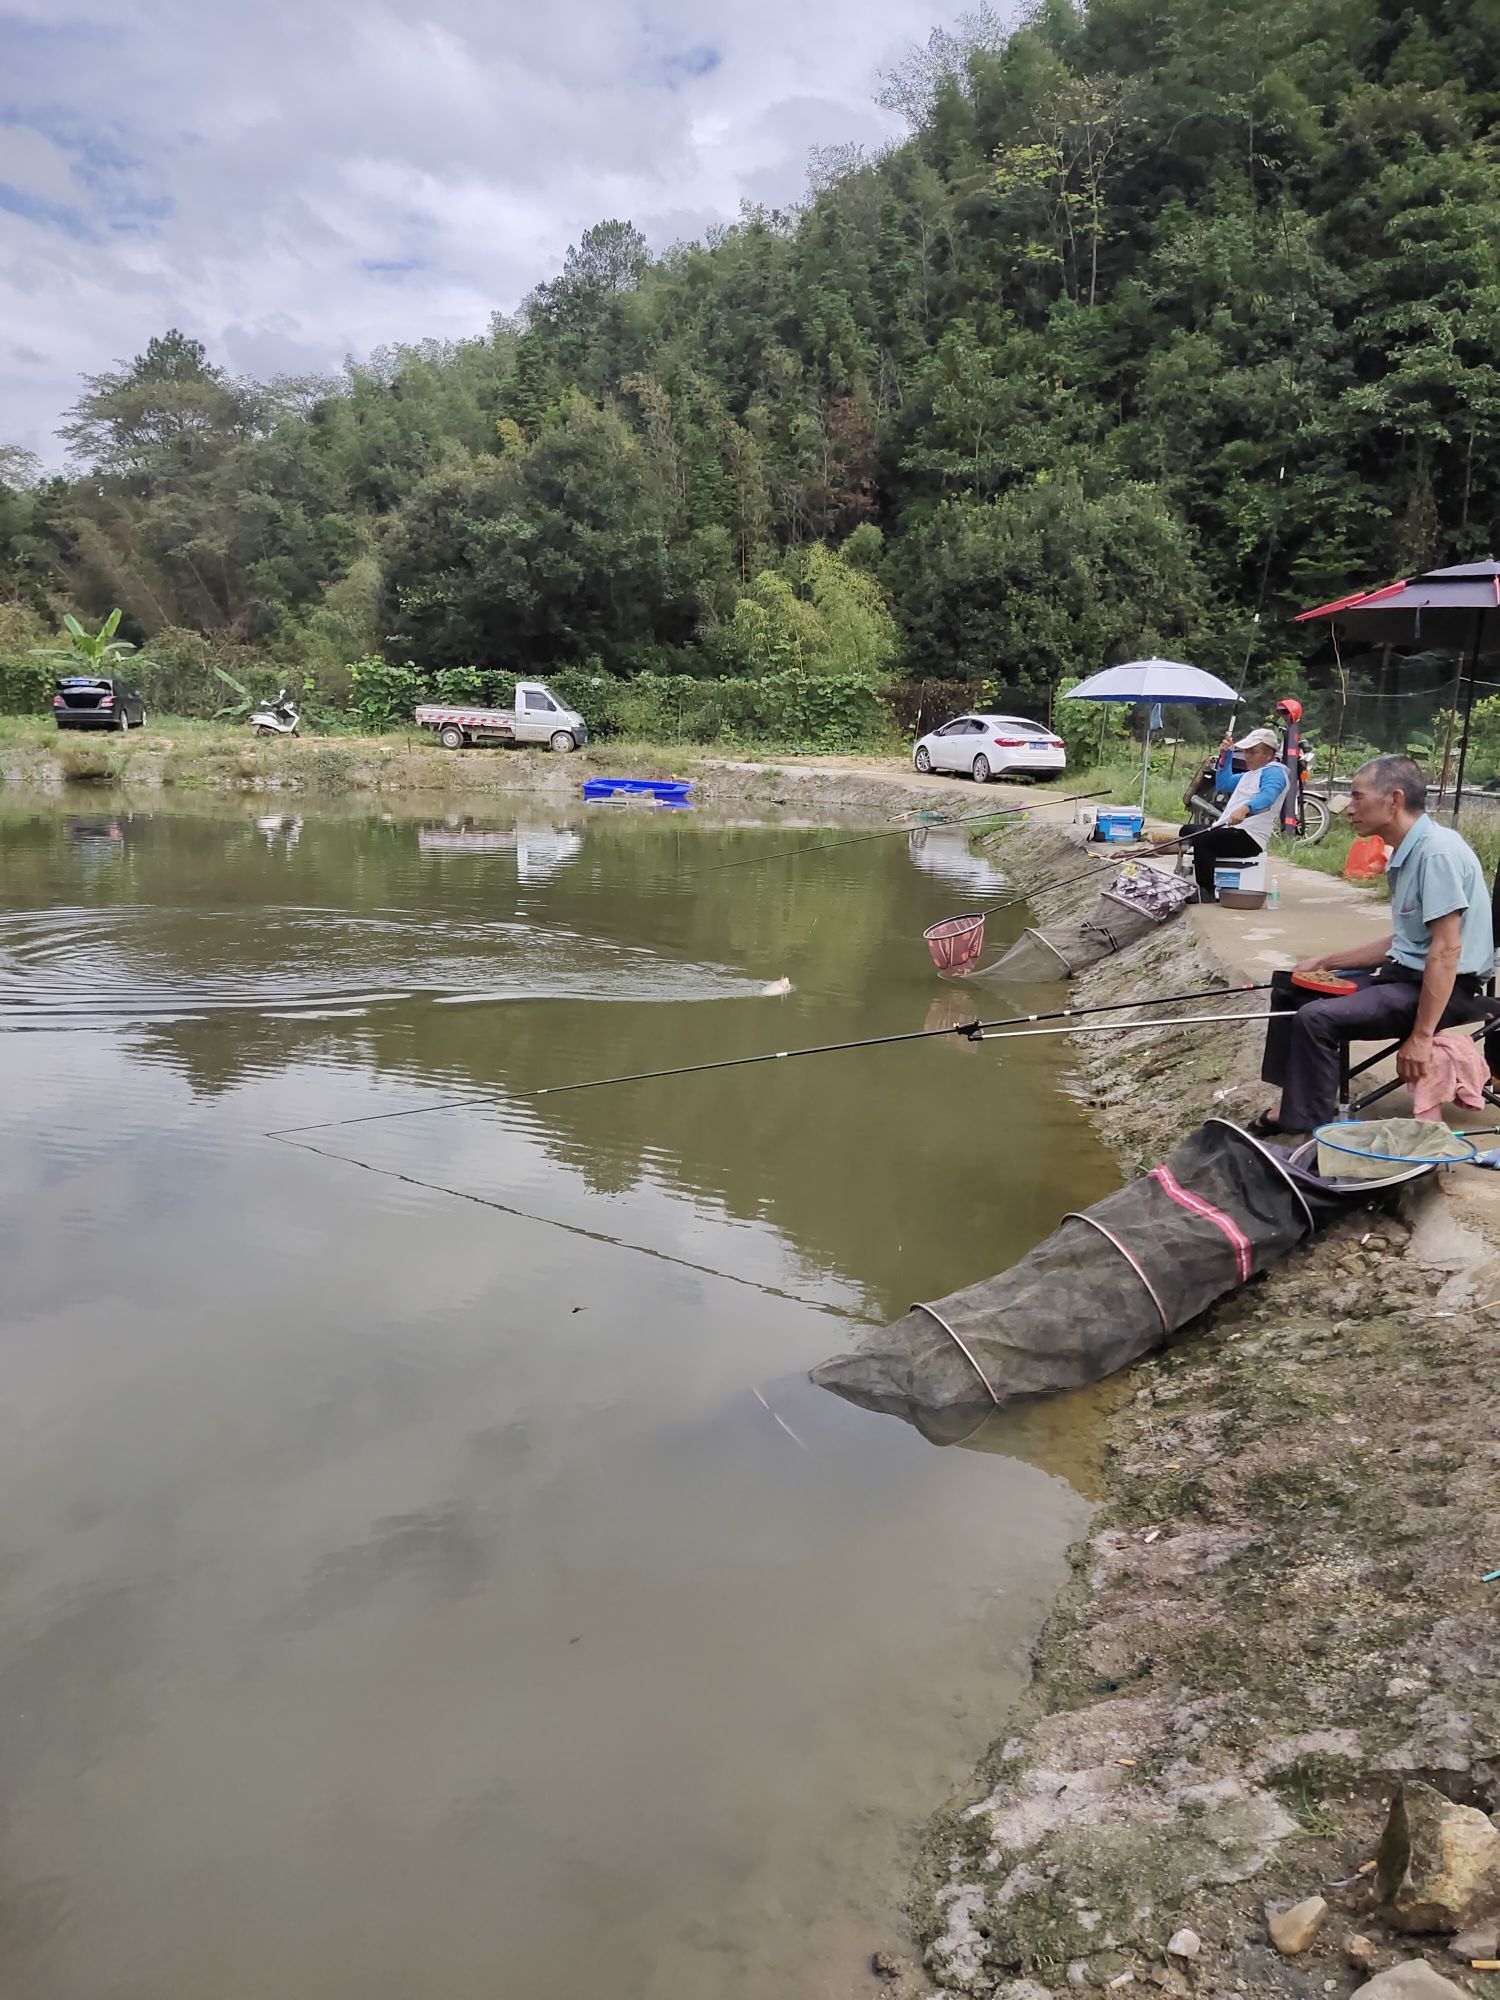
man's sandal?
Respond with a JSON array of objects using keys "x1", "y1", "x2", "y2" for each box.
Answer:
[{"x1": 1245, "y1": 1110, "x2": 1291, "y2": 1138}]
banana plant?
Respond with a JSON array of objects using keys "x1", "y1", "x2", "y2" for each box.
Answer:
[
  {"x1": 33, "y1": 609, "x2": 155, "y2": 678},
  {"x1": 211, "y1": 664, "x2": 257, "y2": 719}
]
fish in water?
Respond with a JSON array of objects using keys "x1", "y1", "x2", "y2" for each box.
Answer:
[{"x1": 761, "y1": 976, "x2": 792, "y2": 996}]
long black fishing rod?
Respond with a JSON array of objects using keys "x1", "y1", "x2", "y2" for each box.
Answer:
[
  {"x1": 692, "y1": 788, "x2": 1110, "y2": 875},
  {"x1": 266, "y1": 980, "x2": 1272, "y2": 1136}
]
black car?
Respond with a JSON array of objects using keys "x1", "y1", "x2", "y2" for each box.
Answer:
[{"x1": 52, "y1": 676, "x2": 147, "y2": 732}]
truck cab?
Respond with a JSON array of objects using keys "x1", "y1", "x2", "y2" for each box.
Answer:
[{"x1": 513, "y1": 683, "x2": 587, "y2": 747}]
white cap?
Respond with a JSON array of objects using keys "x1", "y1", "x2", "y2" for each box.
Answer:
[{"x1": 1234, "y1": 726, "x2": 1280, "y2": 751}]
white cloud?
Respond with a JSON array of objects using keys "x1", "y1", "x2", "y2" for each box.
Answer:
[{"x1": 0, "y1": 0, "x2": 973, "y2": 466}]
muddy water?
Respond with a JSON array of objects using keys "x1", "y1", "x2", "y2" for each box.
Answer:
[{"x1": 0, "y1": 799, "x2": 1116, "y2": 2000}]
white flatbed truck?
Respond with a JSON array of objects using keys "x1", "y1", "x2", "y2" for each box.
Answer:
[{"x1": 414, "y1": 681, "x2": 588, "y2": 752}]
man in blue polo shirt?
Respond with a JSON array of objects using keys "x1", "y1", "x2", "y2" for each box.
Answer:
[{"x1": 1252, "y1": 755, "x2": 1494, "y2": 1138}]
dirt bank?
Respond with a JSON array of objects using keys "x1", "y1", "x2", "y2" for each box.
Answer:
[
  {"x1": 0, "y1": 724, "x2": 955, "y2": 809},
  {"x1": 875, "y1": 813, "x2": 1500, "y2": 2000},
  {"x1": 0, "y1": 722, "x2": 1070, "y2": 820}
]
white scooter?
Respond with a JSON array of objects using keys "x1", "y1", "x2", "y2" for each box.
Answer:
[{"x1": 249, "y1": 689, "x2": 300, "y2": 738}]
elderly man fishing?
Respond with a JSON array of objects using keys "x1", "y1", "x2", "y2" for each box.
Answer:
[
  {"x1": 1250, "y1": 754, "x2": 1493, "y2": 1140},
  {"x1": 1178, "y1": 725, "x2": 1288, "y2": 902}
]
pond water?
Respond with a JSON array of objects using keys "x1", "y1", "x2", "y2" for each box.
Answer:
[{"x1": 0, "y1": 797, "x2": 1117, "y2": 2000}]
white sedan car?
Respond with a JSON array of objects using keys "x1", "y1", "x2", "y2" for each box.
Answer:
[{"x1": 913, "y1": 713, "x2": 1067, "y2": 783}]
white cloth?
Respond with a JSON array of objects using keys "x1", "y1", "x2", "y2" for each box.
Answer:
[{"x1": 1215, "y1": 763, "x2": 1289, "y2": 851}]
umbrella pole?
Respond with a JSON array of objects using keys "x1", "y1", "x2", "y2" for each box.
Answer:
[
  {"x1": 1451, "y1": 608, "x2": 1485, "y2": 822},
  {"x1": 1140, "y1": 717, "x2": 1151, "y2": 815}
]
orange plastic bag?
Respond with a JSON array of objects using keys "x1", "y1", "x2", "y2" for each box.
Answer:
[{"x1": 1344, "y1": 835, "x2": 1390, "y2": 880}]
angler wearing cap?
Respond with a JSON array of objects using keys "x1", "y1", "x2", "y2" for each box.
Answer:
[{"x1": 1177, "y1": 726, "x2": 1289, "y2": 902}]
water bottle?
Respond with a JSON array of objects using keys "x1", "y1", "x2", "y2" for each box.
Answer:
[{"x1": 1267, "y1": 876, "x2": 1281, "y2": 910}]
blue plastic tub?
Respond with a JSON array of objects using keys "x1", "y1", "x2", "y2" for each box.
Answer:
[{"x1": 581, "y1": 778, "x2": 694, "y2": 803}]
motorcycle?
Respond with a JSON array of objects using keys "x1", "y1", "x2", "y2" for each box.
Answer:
[
  {"x1": 1183, "y1": 744, "x2": 1330, "y2": 844},
  {"x1": 249, "y1": 689, "x2": 300, "y2": 739}
]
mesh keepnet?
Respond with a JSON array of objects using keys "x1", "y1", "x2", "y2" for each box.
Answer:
[
  {"x1": 810, "y1": 1122, "x2": 1359, "y2": 1444},
  {"x1": 973, "y1": 893, "x2": 1162, "y2": 980},
  {"x1": 971, "y1": 870, "x2": 1195, "y2": 983}
]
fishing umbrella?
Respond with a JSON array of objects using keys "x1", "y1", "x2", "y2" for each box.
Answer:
[
  {"x1": 1063, "y1": 659, "x2": 1238, "y2": 812},
  {"x1": 1295, "y1": 559, "x2": 1500, "y2": 820}
]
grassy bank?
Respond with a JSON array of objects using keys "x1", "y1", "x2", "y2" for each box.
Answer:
[{"x1": 0, "y1": 714, "x2": 728, "y2": 794}]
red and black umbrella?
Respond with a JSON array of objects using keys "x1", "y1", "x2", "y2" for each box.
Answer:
[{"x1": 1296, "y1": 559, "x2": 1500, "y2": 819}]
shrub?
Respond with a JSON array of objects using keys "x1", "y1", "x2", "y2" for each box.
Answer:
[
  {"x1": 0, "y1": 653, "x2": 55, "y2": 714},
  {"x1": 127, "y1": 630, "x2": 283, "y2": 718},
  {"x1": 348, "y1": 657, "x2": 426, "y2": 732},
  {"x1": 1053, "y1": 676, "x2": 1131, "y2": 765},
  {"x1": 542, "y1": 669, "x2": 893, "y2": 750},
  {"x1": 432, "y1": 666, "x2": 487, "y2": 704}
]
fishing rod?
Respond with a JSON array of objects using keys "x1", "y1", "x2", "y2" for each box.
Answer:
[
  {"x1": 266, "y1": 980, "x2": 1272, "y2": 1136},
  {"x1": 692, "y1": 789, "x2": 1111, "y2": 875},
  {"x1": 530, "y1": 985, "x2": 1272, "y2": 1099}
]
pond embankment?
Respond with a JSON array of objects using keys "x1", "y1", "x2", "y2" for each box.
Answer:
[
  {"x1": 871, "y1": 811, "x2": 1500, "y2": 2000},
  {"x1": 1, "y1": 724, "x2": 946, "y2": 808}
]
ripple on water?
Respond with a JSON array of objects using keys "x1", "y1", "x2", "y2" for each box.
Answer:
[{"x1": 0, "y1": 905, "x2": 770, "y2": 1029}]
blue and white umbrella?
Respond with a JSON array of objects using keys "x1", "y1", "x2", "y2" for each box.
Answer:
[{"x1": 1064, "y1": 659, "x2": 1238, "y2": 810}]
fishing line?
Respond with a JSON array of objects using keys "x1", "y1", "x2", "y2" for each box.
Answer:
[
  {"x1": 1234, "y1": 193, "x2": 1305, "y2": 712},
  {"x1": 266, "y1": 982, "x2": 1272, "y2": 1136},
  {"x1": 272, "y1": 1132, "x2": 874, "y2": 1322},
  {"x1": 688, "y1": 789, "x2": 1110, "y2": 875}
]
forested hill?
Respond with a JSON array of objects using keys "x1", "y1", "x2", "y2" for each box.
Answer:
[{"x1": 5, "y1": 0, "x2": 1500, "y2": 706}]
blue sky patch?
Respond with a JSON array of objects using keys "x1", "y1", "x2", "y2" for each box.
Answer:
[
  {"x1": 662, "y1": 45, "x2": 721, "y2": 82},
  {"x1": 0, "y1": 181, "x2": 94, "y2": 240}
]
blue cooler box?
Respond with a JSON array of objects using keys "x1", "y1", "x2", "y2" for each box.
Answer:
[{"x1": 1095, "y1": 809, "x2": 1145, "y2": 843}]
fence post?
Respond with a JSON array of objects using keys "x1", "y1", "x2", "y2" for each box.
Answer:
[{"x1": 1436, "y1": 672, "x2": 1460, "y2": 805}]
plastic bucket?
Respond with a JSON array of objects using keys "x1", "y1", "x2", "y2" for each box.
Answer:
[
  {"x1": 924, "y1": 913, "x2": 986, "y2": 974},
  {"x1": 1214, "y1": 853, "x2": 1267, "y2": 893},
  {"x1": 1313, "y1": 1119, "x2": 1476, "y2": 1183}
]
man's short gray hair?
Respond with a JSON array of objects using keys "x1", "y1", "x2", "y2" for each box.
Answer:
[{"x1": 1356, "y1": 754, "x2": 1427, "y2": 812}]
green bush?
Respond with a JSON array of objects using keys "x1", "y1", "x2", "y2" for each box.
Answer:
[
  {"x1": 549, "y1": 669, "x2": 893, "y2": 750},
  {"x1": 0, "y1": 653, "x2": 56, "y2": 714},
  {"x1": 1052, "y1": 677, "x2": 1131, "y2": 765},
  {"x1": 432, "y1": 666, "x2": 487, "y2": 705},
  {"x1": 348, "y1": 656, "x2": 426, "y2": 732}
]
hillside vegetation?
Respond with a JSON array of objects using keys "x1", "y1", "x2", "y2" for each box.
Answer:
[{"x1": 4, "y1": 0, "x2": 1498, "y2": 732}]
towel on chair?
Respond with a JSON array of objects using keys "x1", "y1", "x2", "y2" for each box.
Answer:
[{"x1": 1411, "y1": 1029, "x2": 1490, "y2": 1121}]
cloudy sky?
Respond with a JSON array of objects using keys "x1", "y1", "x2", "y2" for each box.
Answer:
[{"x1": 0, "y1": 0, "x2": 967, "y2": 464}]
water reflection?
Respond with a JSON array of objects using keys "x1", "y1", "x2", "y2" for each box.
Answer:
[
  {"x1": 1, "y1": 803, "x2": 1112, "y2": 1320},
  {"x1": 906, "y1": 822, "x2": 1012, "y2": 892},
  {"x1": 0, "y1": 797, "x2": 1119, "y2": 2000}
]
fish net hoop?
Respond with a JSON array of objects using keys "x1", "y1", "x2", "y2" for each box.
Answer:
[{"x1": 924, "y1": 913, "x2": 987, "y2": 973}]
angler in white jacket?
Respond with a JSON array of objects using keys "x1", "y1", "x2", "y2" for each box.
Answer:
[{"x1": 1178, "y1": 726, "x2": 1288, "y2": 902}]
